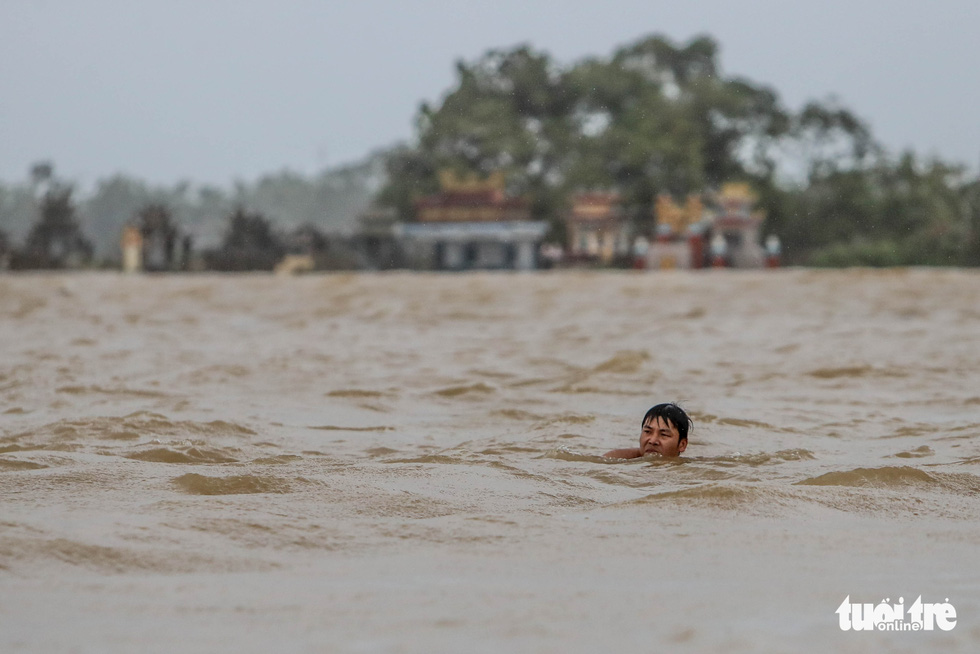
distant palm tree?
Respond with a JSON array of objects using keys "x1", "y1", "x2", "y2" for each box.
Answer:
[
  {"x1": 18, "y1": 186, "x2": 92, "y2": 269},
  {"x1": 0, "y1": 228, "x2": 11, "y2": 269},
  {"x1": 29, "y1": 161, "x2": 53, "y2": 189},
  {"x1": 204, "y1": 208, "x2": 285, "y2": 271}
]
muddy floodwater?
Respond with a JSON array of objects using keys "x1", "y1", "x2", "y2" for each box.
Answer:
[{"x1": 2, "y1": 269, "x2": 979, "y2": 652}]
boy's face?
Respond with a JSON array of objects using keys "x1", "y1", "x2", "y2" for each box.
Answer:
[{"x1": 639, "y1": 416, "x2": 686, "y2": 457}]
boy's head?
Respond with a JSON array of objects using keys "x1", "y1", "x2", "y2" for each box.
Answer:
[{"x1": 639, "y1": 403, "x2": 691, "y2": 457}]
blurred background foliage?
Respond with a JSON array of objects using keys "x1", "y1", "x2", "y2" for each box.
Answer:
[
  {"x1": 0, "y1": 155, "x2": 384, "y2": 262},
  {"x1": 1, "y1": 33, "x2": 978, "y2": 267},
  {"x1": 380, "y1": 34, "x2": 980, "y2": 266}
]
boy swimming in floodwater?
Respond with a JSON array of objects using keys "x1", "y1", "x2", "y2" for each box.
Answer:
[{"x1": 604, "y1": 403, "x2": 691, "y2": 459}]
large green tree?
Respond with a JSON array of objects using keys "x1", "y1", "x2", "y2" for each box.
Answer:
[
  {"x1": 379, "y1": 34, "x2": 793, "y2": 234},
  {"x1": 380, "y1": 33, "x2": 980, "y2": 267}
]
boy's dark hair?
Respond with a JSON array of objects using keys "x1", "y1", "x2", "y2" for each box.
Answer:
[{"x1": 642, "y1": 403, "x2": 692, "y2": 442}]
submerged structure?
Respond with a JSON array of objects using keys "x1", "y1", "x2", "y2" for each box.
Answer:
[
  {"x1": 647, "y1": 183, "x2": 767, "y2": 269},
  {"x1": 562, "y1": 192, "x2": 631, "y2": 265},
  {"x1": 708, "y1": 183, "x2": 766, "y2": 268},
  {"x1": 647, "y1": 194, "x2": 707, "y2": 269},
  {"x1": 397, "y1": 171, "x2": 548, "y2": 271}
]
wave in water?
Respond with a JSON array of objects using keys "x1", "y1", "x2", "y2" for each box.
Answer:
[
  {"x1": 173, "y1": 473, "x2": 295, "y2": 495},
  {"x1": 125, "y1": 446, "x2": 240, "y2": 464},
  {"x1": 796, "y1": 466, "x2": 980, "y2": 493},
  {"x1": 1, "y1": 412, "x2": 257, "y2": 455}
]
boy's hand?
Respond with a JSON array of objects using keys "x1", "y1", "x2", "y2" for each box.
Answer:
[{"x1": 603, "y1": 447, "x2": 642, "y2": 459}]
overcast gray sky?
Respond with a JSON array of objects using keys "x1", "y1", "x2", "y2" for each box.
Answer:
[{"x1": 2, "y1": 0, "x2": 978, "y2": 188}]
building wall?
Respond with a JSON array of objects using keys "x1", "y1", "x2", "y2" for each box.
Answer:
[{"x1": 647, "y1": 240, "x2": 693, "y2": 270}]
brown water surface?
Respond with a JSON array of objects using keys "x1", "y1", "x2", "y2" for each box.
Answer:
[{"x1": 1, "y1": 270, "x2": 979, "y2": 652}]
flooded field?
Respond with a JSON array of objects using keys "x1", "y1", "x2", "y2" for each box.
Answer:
[{"x1": 2, "y1": 269, "x2": 979, "y2": 652}]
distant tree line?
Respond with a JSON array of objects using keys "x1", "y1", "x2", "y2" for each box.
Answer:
[
  {"x1": 0, "y1": 159, "x2": 384, "y2": 271},
  {"x1": 378, "y1": 33, "x2": 980, "y2": 266},
  {"x1": 0, "y1": 155, "x2": 383, "y2": 267},
  {"x1": 2, "y1": 32, "x2": 978, "y2": 269}
]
